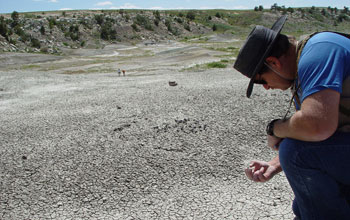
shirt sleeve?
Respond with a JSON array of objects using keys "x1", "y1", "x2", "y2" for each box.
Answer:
[{"x1": 298, "y1": 41, "x2": 346, "y2": 102}]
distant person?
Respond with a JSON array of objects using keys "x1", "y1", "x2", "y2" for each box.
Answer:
[
  {"x1": 122, "y1": 70, "x2": 126, "y2": 76},
  {"x1": 117, "y1": 68, "x2": 121, "y2": 76},
  {"x1": 234, "y1": 15, "x2": 350, "y2": 219}
]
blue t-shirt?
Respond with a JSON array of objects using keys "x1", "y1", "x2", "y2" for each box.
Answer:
[{"x1": 297, "y1": 32, "x2": 350, "y2": 107}]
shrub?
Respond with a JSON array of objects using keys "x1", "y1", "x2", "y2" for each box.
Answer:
[
  {"x1": 47, "y1": 17, "x2": 57, "y2": 29},
  {"x1": 175, "y1": 17, "x2": 183, "y2": 23},
  {"x1": 40, "y1": 25, "x2": 45, "y2": 35},
  {"x1": 125, "y1": 14, "x2": 130, "y2": 22},
  {"x1": 9, "y1": 37, "x2": 16, "y2": 45},
  {"x1": 321, "y1": 9, "x2": 328, "y2": 16},
  {"x1": 135, "y1": 14, "x2": 146, "y2": 25},
  {"x1": 171, "y1": 27, "x2": 179, "y2": 36},
  {"x1": 153, "y1": 10, "x2": 161, "y2": 20},
  {"x1": 186, "y1": 11, "x2": 196, "y2": 20},
  {"x1": 70, "y1": 32, "x2": 79, "y2": 41},
  {"x1": 338, "y1": 13, "x2": 349, "y2": 22},
  {"x1": 40, "y1": 47, "x2": 48, "y2": 53},
  {"x1": 145, "y1": 23, "x2": 154, "y2": 31},
  {"x1": 31, "y1": 37, "x2": 41, "y2": 48},
  {"x1": 11, "y1": 11, "x2": 19, "y2": 27},
  {"x1": 134, "y1": 15, "x2": 153, "y2": 31},
  {"x1": 65, "y1": 25, "x2": 80, "y2": 41},
  {"x1": 100, "y1": 22, "x2": 116, "y2": 40},
  {"x1": 94, "y1": 14, "x2": 104, "y2": 25},
  {"x1": 165, "y1": 18, "x2": 171, "y2": 28},
  {"x1": 14, "y1": 25, "x2": 25, "y2": 36},
  {"x1": 131, "y1": 23, "x2": 139, "y2": 32},
  {"x1": 0, "y1": 16, "x2": 9, "y2": 40},
  {"x1": 19, "y1": 33, "x2": 30, "y2": 42},
  {"x1": 184, "y1": 23, "x2": 191, "y2": 31},
  {"x1": 154, "y1": 19, "x2": 159, "y2": 26},
  {"x1": 69, "y1": 25, "x2": 79, "y2": 33}
]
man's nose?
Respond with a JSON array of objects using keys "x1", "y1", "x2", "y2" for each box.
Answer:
[{"x1": 263, "y1": 84, "x2": 270, "y2": 90}]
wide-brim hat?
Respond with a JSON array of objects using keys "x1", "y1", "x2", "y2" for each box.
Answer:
[{"x1": 233, "y1": 15, "x2": 287, "y2": 98}]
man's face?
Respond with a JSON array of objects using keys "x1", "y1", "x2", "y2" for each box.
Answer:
[{"x1": 254, "y1": 65, "x2": 293, "y2": 91}]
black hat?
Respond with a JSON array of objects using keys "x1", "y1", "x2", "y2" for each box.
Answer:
[{"x1": 233, "y1": 15, "x2": 287, "y2": 98}]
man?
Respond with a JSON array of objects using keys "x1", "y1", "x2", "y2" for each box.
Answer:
[{"x1": 234, "y1": 15, "x2": 350, "y2": 219}]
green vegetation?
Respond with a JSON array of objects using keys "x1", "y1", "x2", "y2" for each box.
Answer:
[
  {"x1": 68, "y1": 25, "x2": 79, "y2": 41},
  {"x1": 181, "y1": 59, "x2": 232, "y2": 72},
  {"x1": 186, "y1": 11, "x2": 196, "y2": 20},
  {"x1": 21, "y1": 64, "x2": 40, "y2": 69},
  {"x1": 100, "y1": 22, "x2": 117, "y2": 40},
  {"x1": 0, "y1": 16, "x2": 10, "y2": 40},
  {"x1": 40, "y1": 25, "x2": 45, "y2": 35},
  {"x1": 134, "y1": 14, "x2": 154, "y2": 31},
  {"x1": 30, "y1": 37, "x2": 41, "y2": 48},
  {"x1": 131, "y1": 23, "x2": 139, "y2": 32},
  {"x1": 207, "y1": 61, "x2": 227, "y2": 68}
]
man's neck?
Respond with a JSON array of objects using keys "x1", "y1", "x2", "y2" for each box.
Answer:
[{"x1": 284, "y1": 42, "x2": 298, "y2": 81}]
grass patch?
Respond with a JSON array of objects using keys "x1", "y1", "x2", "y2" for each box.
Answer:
[
  {"x1": 206, "y1": 46, "x2": 239, "y2": 53},
  {"x1": 21, "y1": 64, "x2": 41, "y2": 69},
  {"x1": 62, "y1": 69, "x2": 86, "y2": 74},
  {"x1": 207, "y1": 61, "x2": 227, "y2": 68},
  {"x1": 181, "y1": 59, "x2": 231, "y2": 71},
  {"x1": 181, "y1": 35, "x2": 210, "y2": 43}
]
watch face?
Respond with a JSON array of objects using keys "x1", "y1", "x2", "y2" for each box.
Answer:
[{"x1": 266, "y1": 123, "x2": 273, "y2": 135}]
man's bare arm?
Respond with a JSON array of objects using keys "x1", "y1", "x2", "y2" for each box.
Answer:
[{"x1": 274, "y1": 89, "x2": 340, "y2": 141}]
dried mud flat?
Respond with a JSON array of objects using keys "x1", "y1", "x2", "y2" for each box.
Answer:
[{"x1": 0, "y1": 38, "x2": 294, "y2": 219}]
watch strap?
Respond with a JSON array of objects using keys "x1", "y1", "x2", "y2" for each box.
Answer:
[{"x1": 266, "y1": 119, "x2": 280, "y2": 136}]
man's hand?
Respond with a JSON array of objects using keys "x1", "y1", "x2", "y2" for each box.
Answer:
[
  {"x1": 267, "y1": 135, "x2": 283, "y2": 150},
  {"x1": 245, "y1": 159, "x2": 281, "y2": 182}
]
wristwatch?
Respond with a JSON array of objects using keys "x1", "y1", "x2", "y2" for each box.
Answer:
[{"x1": 266, "y1": 119, "x2": 280, "y2": 137}]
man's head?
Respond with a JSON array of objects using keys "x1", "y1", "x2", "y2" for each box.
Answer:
[{"x1": 233, "y1": 15, "x2": 289, "y2": 98}]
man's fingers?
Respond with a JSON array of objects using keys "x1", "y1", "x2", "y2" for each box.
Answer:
[
  {"x1": 257, "y1": 166, "x2": 266, "y2": 182},
  {"x1": 257, "y1": 171, "x2": 268, "y2": 182},
  {"x1": 252, "y1": 166, "x2": 264, "y2": 182},
  {"x1": 245, "y1": 168, "x2": 253, "y2": 181},
  {"x1": 245, "y1": 161, "x2": 271, "y2": 183}
]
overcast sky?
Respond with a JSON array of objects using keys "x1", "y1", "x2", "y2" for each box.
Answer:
[{"x1": 0, "y1": 0, "x2": 348, "y2": 13}]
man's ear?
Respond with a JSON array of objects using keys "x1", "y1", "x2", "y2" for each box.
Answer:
[{"x1": 265, "y1": 57, "x2": 281, "y2": 69}]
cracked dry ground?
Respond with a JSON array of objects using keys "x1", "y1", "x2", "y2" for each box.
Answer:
[{"x1": 0, "y1": 67, "x2": 295, "y2": 219}]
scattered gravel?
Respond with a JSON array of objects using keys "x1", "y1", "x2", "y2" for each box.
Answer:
[{"x1": 0, "y1": 43, "x2": 294, "y2": 219}]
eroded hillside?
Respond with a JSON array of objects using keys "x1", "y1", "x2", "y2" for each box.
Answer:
[{"x1": 0, "y1": 7, "x2": 349, "y2": 54}]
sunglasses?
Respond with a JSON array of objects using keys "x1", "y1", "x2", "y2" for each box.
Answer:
[
  {"x1": 253, "y1": 62, "x2": 277, "y2": 85},
  {"x1": 254, "y1": 74, "x2": 267, "y2": 85}
]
